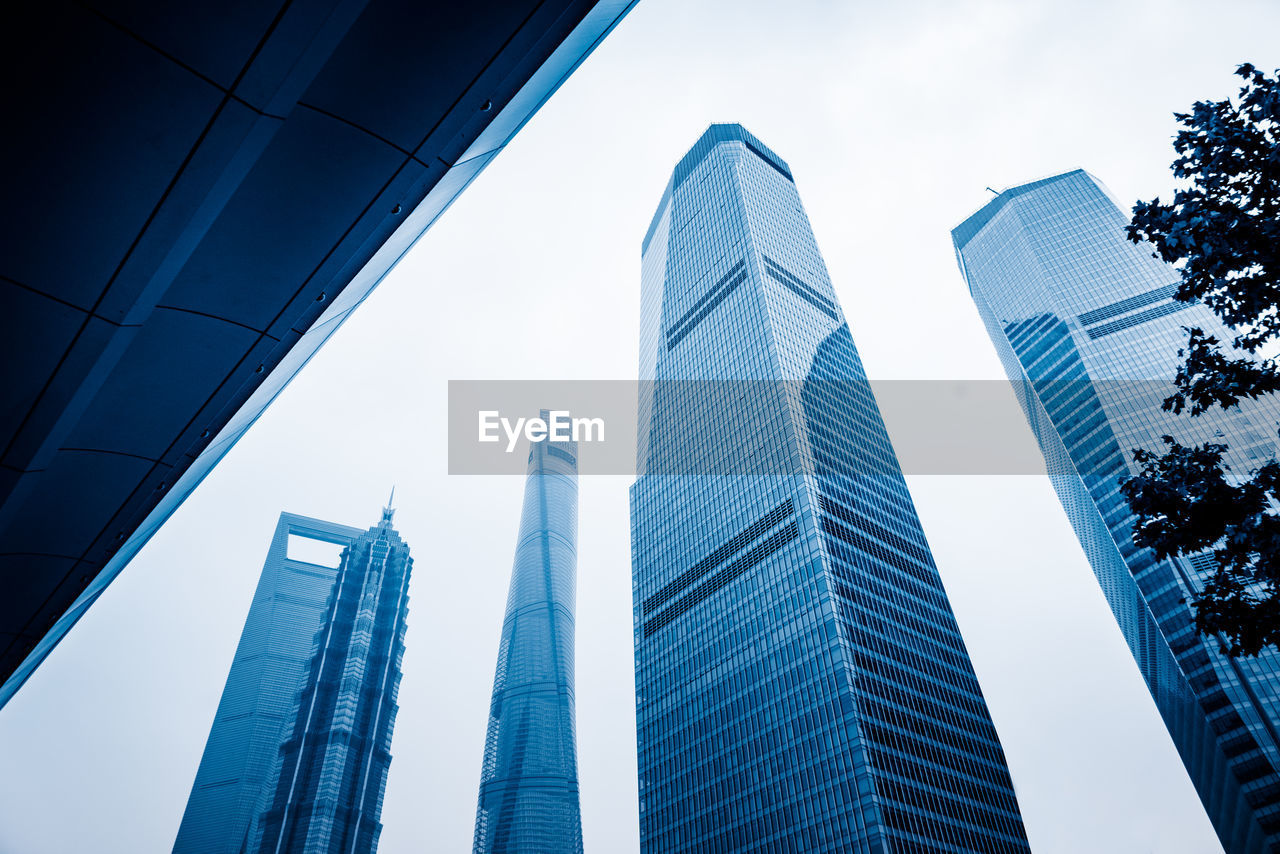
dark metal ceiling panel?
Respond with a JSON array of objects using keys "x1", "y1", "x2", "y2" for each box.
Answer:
[
  {"x1": 94, "y1": 100, "x2": 284, "y2": 326},
  {"x1": 2, "y1": 449, "x2": 156, "y2": 558},
  {"x1": 3, "y1": 6, "x2": 222, "y2": 309},
  {"x1": 63, "y1": 311, "x2": 262, "y2": 458},
  {"x1": 2, "y1": 317, "x2": 125, "y2": 472},
  {"x1": 0, "y1": 556, "x2": 78, "y2": 635},
  {"x1": 86, "y1": 1, "x2": 283, "y2": 89},
  {"x1": 0, "y1": 0, "x2": 638, "y2": 708},
  {"x1": 301, "y1": 1, "x2": 539, "y2": 152},
  {"x1": 161, "y1": 109, "x2": 406, "y2": 331},
  {"x1": 0, "y1": 284, "x2": 85, "y2": 447}
]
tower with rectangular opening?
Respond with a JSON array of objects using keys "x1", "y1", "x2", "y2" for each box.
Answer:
[{"x1": 173, "y1": 513, "x2": 363, "y2": 854}]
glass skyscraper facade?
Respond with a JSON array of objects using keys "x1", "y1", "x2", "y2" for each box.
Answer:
[
  {"x1": 255, "y1": 503, "x2": 412, "y2": 854},
  {"x1": 631, "y1": 124, "x2": 1030, "y2": 853},
  {"x1": 173, "y1": 513, "x2": 362, "y2": 854},
  {"x1": 473, "y1": 427, "x2": 583, "y2": 853},
  {"x1": 173, "y1": 506, "x2": 411, "y2": 854},
  {"x1": 954, "y1": 169, "x2": 1280, "y2": 853}
]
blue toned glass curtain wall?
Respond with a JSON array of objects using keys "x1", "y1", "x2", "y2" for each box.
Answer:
[
  {"x1": 172, "y1": 514, "x2": 363, "y2": 854},
  {"x1": 253, "y1": 504, "x2": 411, "y2": 854},
  {"x1": 174, "y1": 506, "x2": 412, "y2": 854},
  {"x1": 473, "y1": 428, "x2": 584, "y2": 854},
  {"x1": 631, "y1": 124, "x2": 1031, "y2": 854},
  {"x1": 954, "y1": 170, "x2": 1280, "y2": 854}
]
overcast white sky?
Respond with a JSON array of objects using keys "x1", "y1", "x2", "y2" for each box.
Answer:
[{"x1": 3, "y1": 1, "x2": 1280, "y2": 852}]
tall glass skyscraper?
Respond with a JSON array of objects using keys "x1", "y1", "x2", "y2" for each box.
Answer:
[
  {"x1": 173, "y1": 505, "x2": 411, "y2": 854},
  {"x1": 473, "y1": 426, "x2": 583, "y2": 853},
  {"x1": 173, "y1": 513, "x2": 362, "y2": 854},
  {"x1": 632, "y1": 124, "x2": 1030, "y2": 853},
  {"x1": 954, "y1": 169, "x2": 1280, "y2": 853},
  {"x1": 255, "y1": 503, "x2": 412, "y2": 854}
]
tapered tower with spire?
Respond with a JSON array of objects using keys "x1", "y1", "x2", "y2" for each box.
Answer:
[
  {"x1": 253, "y1": 500, "x2": 413, "y2": 854},
  {"x1": 473, "y1": 421, "x2": 583, "y2": 853}
]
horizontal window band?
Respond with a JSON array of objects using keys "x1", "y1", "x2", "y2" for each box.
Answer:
[
  {"x1": 762, "y1": 255, "x2": 840, "y2": 321},
  {"x1": 880, "y1": 803, "x2": 1028, "y2": 854},
  {"x1": 868, "y1": 745, "x2": 1021, "y2": 817},
  {"x1": 776, "y1": 279, "x2": 841, "y2": 322},
  {"x1": 761, "y1": 255, "x2": 825, "y2": 301},
  {"x1": 546, "y1": 445, "x2": 577, "y2": 466},
  {"x1": 643, "y1": 499, "x2": 795, "y2": 614},
  {"x1": 665, "y1": 259, "x2": 748, "y2": 349},
  {"x1": 744, "y1": 140, "x2": 793, "y2": 182},
  {"x1": 818, "y1": 494, "x2": 933, "y2": 567},
  {"x1": 820, "y1": 515, "x2": 939, "y2": 591},
  {"x1": 643, "y1": 520, "x2": 800, "y2": 638},
  {"x1": 762, "y1": 255, "x2": 833, "y2": 306},
  {"x1": 1085, "y1": 299, "x2": 1190, "y2": 338},
  {"x1": 1006, "y1": 314, "x2": 1057, "y2": 350},
  {"x1": 670, "y1": 260, "x2": 746, "y2": 335},
  {"x1": 1077, "y1": 283, "x2": 1179, "y2": 327}
]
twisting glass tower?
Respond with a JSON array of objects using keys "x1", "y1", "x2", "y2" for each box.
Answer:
[
  {"x1": 473, "y1": 425, "x2": 583, "y2": 853},
  {"x1": 255, "y1": 500, "x2": 412, "y2": 854},
  {"x1": 954, "y1": 169, "x2": 1280, "y2": 853},
  {"x1": 632, "y1": 124, "x2": 1029, "y2": 853}
]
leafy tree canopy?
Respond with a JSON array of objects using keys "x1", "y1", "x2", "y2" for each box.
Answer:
[{"x1": 1123, "y1": 63, "x2": 1280, "y2": 656}]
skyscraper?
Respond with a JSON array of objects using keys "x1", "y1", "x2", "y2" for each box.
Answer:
[
  {"x1": 954, "y1": 169, "x2": 1280, "y2": 853},
  {"x1": 473, "y1": 426, "x2": 583, "y2": 853},
  {"x1": 173, "y1": 513, "x2": 363, "y2": 854},
  {"x1": 255, "y1": 502, "x2": 412, "y2": 854},
  {"x1": 632, "y1": 124, "x2": 1030, "y2": 853},
  {"x1": 173, "y1": 505, "x2": 411, "y2": 854}
]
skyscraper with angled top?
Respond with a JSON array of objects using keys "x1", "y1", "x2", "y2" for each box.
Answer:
[
  {"x1": 473, "y1": 421, "x2": 583, "y2": 853},
  {"x1": 954, "y1": 169, "x2": 1280, "y2": 853},
  {"x1": 631, "y1": 124, "x2": 1030, "y2": 853},
  {"x1": 253, "y1": 500, "x2": 412, "y2": 854}
]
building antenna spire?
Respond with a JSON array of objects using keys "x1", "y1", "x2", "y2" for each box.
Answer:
[{"x1": 381, "y1": 486, "x2": 396, "y2": 523}]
